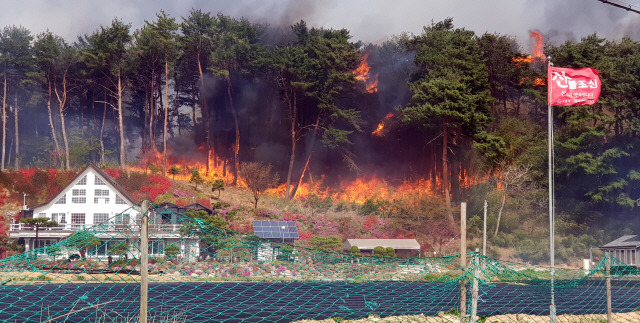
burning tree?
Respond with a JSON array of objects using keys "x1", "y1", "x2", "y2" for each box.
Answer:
[
  {"x1": 240, "y1": 162, "x2": 279, "y2": 209},
  {"x1": 403, "y1": 18, "x2": 493, "y2": 221},
  {"x1": 263, "y1": 21, "x2": 361, "y2": 201}
]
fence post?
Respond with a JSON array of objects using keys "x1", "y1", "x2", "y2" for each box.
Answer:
[
  {"x1": 140, "y1": 200, "x2": 150, "y2": 323},
  {"x1": 606, "y1": 255, "x2": 612, "y2": 323},
  {"x1": 460, "y1": 202, "x2": 467, "y2": 322},
  {"x1": 470, "y1": 249, "x2": 480, "y2": 323}
]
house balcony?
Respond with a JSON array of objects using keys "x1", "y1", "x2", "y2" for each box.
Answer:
[{"x1": 9, "y1": 222, "x2": 183, "y2": 239}]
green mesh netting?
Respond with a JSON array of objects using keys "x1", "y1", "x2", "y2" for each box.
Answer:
[{"x1": 2, "y1": 201, "x2": 639, "y2": 322}]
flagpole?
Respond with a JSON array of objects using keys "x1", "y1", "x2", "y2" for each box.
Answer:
[{"x1": 547, "y1": 57, "x2": 556, "y2": 323}]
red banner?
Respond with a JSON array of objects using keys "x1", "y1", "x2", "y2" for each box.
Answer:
[{"x1": 548, "y1": 66, "x2": 601, "y2": 106}]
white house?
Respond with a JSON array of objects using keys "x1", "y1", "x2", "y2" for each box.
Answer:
[{"x1": 9, "y1": 164, "x2": 199, "y2": 260}]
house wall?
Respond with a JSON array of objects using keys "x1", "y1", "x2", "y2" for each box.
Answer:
[
  {"x1": 603, "y1": 248, "x2": 639, "y2": 266},
  {"x1": 32, "y1": 169, "x2": 139, "y2": 229}
]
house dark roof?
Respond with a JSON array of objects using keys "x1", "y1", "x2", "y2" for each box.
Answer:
[
  {"x1": 253, "y1": 221, "x2": 299, "y2": 239},
  {"x1": 33, "y1": 164, "x2": 138, "y2": 210},
  {"x1": 601, "y1": 235, "x2": 640, "y2": 248},
  {"x1": 184, "y1": 203, "x2": 214, "y2": 215}
]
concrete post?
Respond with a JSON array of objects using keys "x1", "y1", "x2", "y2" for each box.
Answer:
[{"x1": 140, "y1": 200, "x2": 149, "y2": 323}]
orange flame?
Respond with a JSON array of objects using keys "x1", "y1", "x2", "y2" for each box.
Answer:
[
  {"x1": 529, "y1": 31, "x2": 546, "y2": 61},
  {"x1": 512, "y1": 56, "x2": 533, "y2": 65},
  {"x1": 353, "y1": 53, "x2": 379, "y2": 93},
  {"x1": 533, "y1": 78, "x2": 545, "y2": 86},
  {"x1": 372, "y1": 112, "x2": 394, "y2": 136},
  {"x1": 128, "y1": 148, "x2": 247, "y2": 187}
]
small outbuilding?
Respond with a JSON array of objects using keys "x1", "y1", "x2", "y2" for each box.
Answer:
[
  {"x1": 600, "y1": 235, "x2": 640, "y2": 267},
  {"x1": 253, "y1": 221, "x2": 299, "y2": 262},
  {"x1": 343, "y1": 239, "x2": 421, "y2": 257}
]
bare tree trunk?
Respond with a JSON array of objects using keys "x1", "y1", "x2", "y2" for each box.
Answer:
[
  {"x1": 443, "y1": 123, "x2": 453, "y2": 222},
  {"x1": 290, "y1": 113, "x2": 321, "y2": 200},
  {"x1": 149, "y1": 70, "x2": 156, "y2": 153},
  {"x1": 54, "y1": 72, "x2": 71, "y2": 170},
  {"x1": 100, "y1": 93, "x2": 107, "y2": 165},
  {"x1": 59, "y1": 100, "x2": 70, "y2": 170},
  {"x1": 2, "y1": 65, "x2": 6, "y2": 171},
  {"x1": 163, "y1": 51, "x2": 169, "y2": 176},
  {"x1": 46, "y1": 79, "x2": 62, "y2": 169},
  {"x1": 284, "y1": 88, "x2": 297, "y2": 201},
  {"x1": 14, "y1": 92, "x2": 19, "y2": 169},
  {"x1": 494, "y1": 184, "x2": 507, "y2": 237},
  {"x1": 117, "y1": 65, "x2": 126, "y2": 171},
  {"x1": 198, "y1": 55, "x2": 211, "y2": 175},
  {"x1": 226, "y1": 76, "x2": 239, "y2": 186}
]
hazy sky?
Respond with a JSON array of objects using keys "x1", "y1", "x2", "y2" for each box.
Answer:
[{"x1": 2, "y1": 0, "x2": 639, "y2": 54}]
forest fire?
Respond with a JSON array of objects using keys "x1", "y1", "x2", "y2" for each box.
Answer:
[
  {"x1": 353, "y1": 53, "x2": 379, "y2": 93},
  {"x1": 529, "y1": 30, "x2": 545, "y2": 61},
  {"x1": 132, "y1": 145, "x2": 491, "y2": 205},
  {"x1": 129, "y1": 149, "x2": 244, "y2": 186},
  {"x1": 372, "y1": 112, "x2": 394, "y2": 136},
  {"x1": 512, "y1": 56, "x2": 533, "y2": 65}
]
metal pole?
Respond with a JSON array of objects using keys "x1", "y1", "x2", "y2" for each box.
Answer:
[
  {"x1": 547, "y1": 58, "x2": 556, "y2": 323},
  {"x1": 471, "y1": 249, "x2": 480, "y2": 323},
  {"x1": 140, "y1": 200, "x2": 149, "y2": 323},
  {"x1": 482, "y1": 200, "x2": 487, "y2": 256},
  {"x1": 460, "y1": 202, "x2": 467, "y2": 321},
  {"x1": 606, "y1": 255, "x2": 612, "y2": 323}
]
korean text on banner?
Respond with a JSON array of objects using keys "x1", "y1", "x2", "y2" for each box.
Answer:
[{"x1": 547, "y1": 66, "x2": 601, "y2": 106}]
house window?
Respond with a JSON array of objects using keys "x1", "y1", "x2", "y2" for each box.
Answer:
[
  {"x1": 77, "y1": 175, "x2": 87, "y2": 185},
  {"x1": 95, "y1": 176, "x2": 106, "y2": 185},
  {"x1": 115, "y1": 194, "x2": 127, "y2": 205},
  {"x1": 51, "y1": 213, "x2": 65, "y2": 224},
  {"x1": 37, "y1": 213, "x2": 46, "y2": 218},
  {"x1": 149, "y1": 240, "x2": 166, "y2": 255},
  {"x1": 71, "y1": 213, "x2": 85, "y2": 226},
  {"x1": 93, "y1": 213, "x2": 109, "y2": 224},
  {"x1": 53, "y1": 213, "x2": 67, "y2": 224},
  {"x1": 94, "y1": 189, "x2": 110, "y2": 204},
  {"x1": 37, "y1": 239, "x2": 55, "y2": 249},
  {"x1": 116, "y1": 213, "x2": 130, "y2": 224},
  {"x1": 72, "y1": 189, "x2": 86, "y2": 204},
  {"x1": 55, "y1": 194, "x2": 66, "y2": 204},
  {"x1": 89, "y1": 241, "x2": 107, "y2": 256}
]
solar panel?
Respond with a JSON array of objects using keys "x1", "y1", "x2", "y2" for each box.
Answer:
[{"x1": 253, "y1": 220, "x2": 299, "y2": 239}]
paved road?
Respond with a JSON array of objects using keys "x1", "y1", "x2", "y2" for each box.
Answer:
[{"x1": 1, "y1": 280, "x2": 638, "y2": 322}]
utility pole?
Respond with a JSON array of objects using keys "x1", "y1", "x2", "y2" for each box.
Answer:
[
  {"x1": 460, "y1": 202, "x2": 467, "y2": 320},
  {"x1": 483, "y1": 200, "x2": 487, "y2": 256}
]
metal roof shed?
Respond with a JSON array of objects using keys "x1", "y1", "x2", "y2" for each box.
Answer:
[{"x1": 343, "y1": 239, "x2": 421, "y2": 251}]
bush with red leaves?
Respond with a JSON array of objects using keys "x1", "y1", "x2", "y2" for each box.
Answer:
[{"x1": 104, "y1": 168, "x2": 122, "y2": 180}]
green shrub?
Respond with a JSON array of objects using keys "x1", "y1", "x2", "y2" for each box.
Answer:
[
  {"x1": 310, "y1": 236, "x2": 343, "y2": 252},
  {"x1": 384, "y1": 247, "x2": 396, "y2": 257},
  {"x1": 211, "y1": 179, "x2": 224, "y2": 198},
  {"x1": 213, "y1": 202, "x2": 231, "y2": 209},
  {"x1": 373, "y1": 246, "x2": 386, "y2": 257},
  {"x1": 306, "y1": 194, "x2": 333, "y2": 215},
  {"x1": 348, "y1": 246, "x2": 361, "y2": 255},
  {"x1": 154, "y1": 192, "x2": 176, "y2": 204},
  {"x1": 35, "y1": 275, "x2": 52, "y2": 281},
  {"x1": 164, "y1": 244, "x2": 180, "y2": 259}
]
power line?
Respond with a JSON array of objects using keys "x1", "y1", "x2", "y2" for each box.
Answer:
[{"x1": 598, "y1": 0, "x2": 640, "y2": 14}]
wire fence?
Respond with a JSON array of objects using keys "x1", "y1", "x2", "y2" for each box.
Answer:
[{"x1": 1, "y1": 201, "x2": 638, "y2": 322}]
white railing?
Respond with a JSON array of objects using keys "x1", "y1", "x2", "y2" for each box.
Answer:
[{"x1": 10, "y1": 223, "x2": 182, "y2": 233}]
